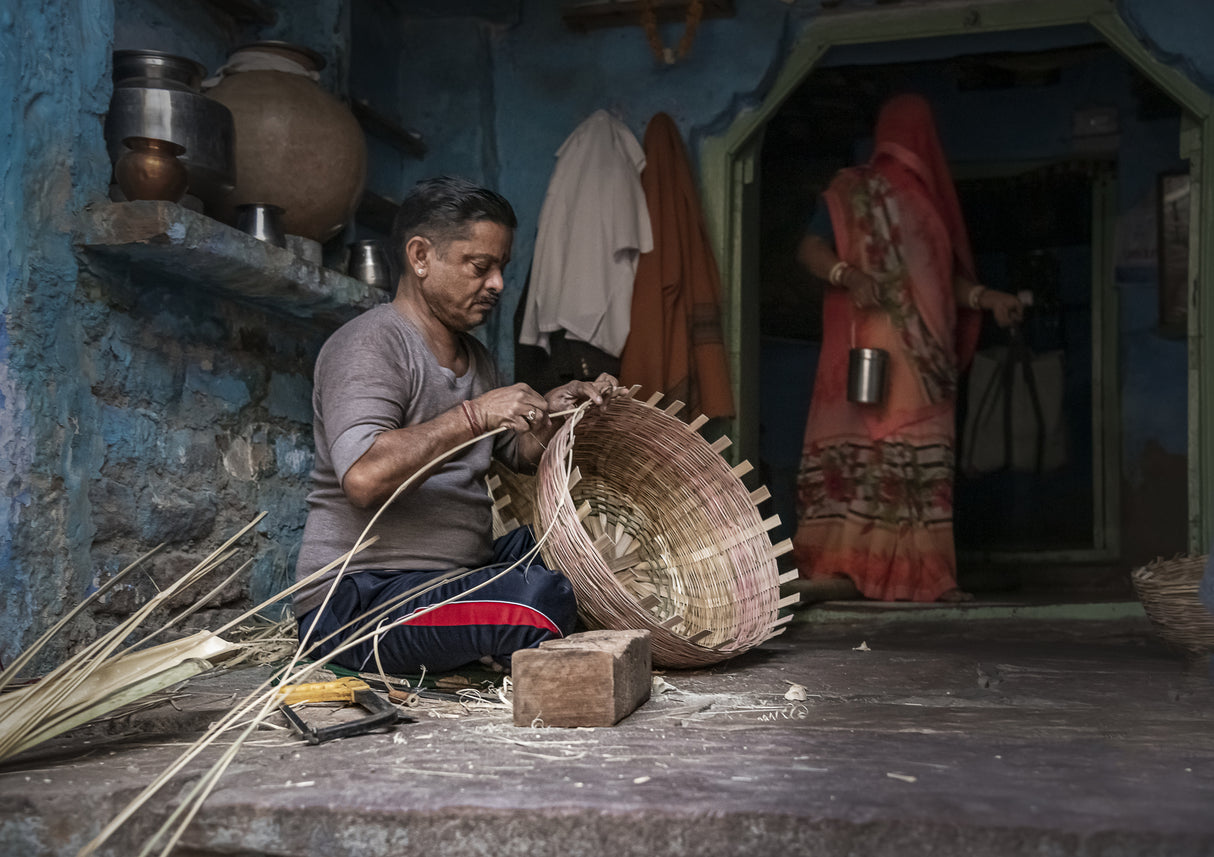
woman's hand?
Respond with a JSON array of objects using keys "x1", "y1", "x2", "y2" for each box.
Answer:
[
  {"x1": 982, "y1": 290, "x2": 1025, "y2": 328},
  {"x1": 841, "y1": 267, "x2": 882, "y2": 309}
]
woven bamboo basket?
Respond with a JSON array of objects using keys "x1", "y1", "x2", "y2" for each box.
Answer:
[
  {"x1": 1129, "y1": 554, "x2": 1214, "y2": 657},
  {"x1": 518, "y1": 391, "x2": 795, "y2": 668}
]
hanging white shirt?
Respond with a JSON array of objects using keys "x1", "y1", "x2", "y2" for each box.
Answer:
[{"x1": 520, "y1": 109, "x2": 653, "y2": 358}]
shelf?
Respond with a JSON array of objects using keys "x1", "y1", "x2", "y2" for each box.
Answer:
[
  {"x1": 196, "y1": 0, "x2": 277, "y2": 26},
  {"x1": 75, "y1": 201, "x2": 386, "y2": 327},
  {"x1": 356, "y1": 190, "x2": 402, "y2": 235},
  {"x1": 351, "y1": 99, "x2": 427, "y2": 159},
  {"x1": 561, "y1": 0, "x2": 734, "y2": 32}
]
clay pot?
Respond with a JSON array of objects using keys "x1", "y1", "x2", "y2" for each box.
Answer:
[
  {"x1": 114, "y1": 136, "x2": 189, "y2": 202},
  {"x1": 203, "y1": 42, "x2": 367, "y2": 243}
]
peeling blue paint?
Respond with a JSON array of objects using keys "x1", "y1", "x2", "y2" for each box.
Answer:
[
  {"x1": 267, "y1": 372, "x2": 313, "y2": 425},
  {"x1": 183, "y1": 364, "x2": 251, "y2": 412},
  {"x1": 274, "y1": 434, "x2": 314, "y2": 479}
]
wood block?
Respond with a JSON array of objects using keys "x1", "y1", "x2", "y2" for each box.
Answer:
[{"x1": 511, "y1": 630, "x2": 651, "y2": 727}]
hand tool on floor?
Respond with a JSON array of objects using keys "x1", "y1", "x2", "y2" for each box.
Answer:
[{"x1": 275, "y1": 676, "x2": 413, "y2": 744}]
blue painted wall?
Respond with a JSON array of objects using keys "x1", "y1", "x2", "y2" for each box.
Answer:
[
  {"x1": 2, "y1": 0, "x2": 1212, "y2": 660},
  {"x1": 0, "y1": 0, "x2": 350, "y2": 665}
]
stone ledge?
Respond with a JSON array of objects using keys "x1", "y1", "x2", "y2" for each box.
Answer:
[
  {"x1": 1, "y1": 622, "x2": 1212, "y2": 856},
  {"x1": 75, "y1": 201, "x2": 386, "y2": 327}
]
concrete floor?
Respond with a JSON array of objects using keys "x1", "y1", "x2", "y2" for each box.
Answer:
[{"x1": 2, "y1": 604, "x2": 1213, "y2": 857}]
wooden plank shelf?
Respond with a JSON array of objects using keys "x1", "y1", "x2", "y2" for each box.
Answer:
[
  {"x1": 197, "y1": 0, "x2": 277, "y2": 26},
  {"x1": 75, "y1": 201, "x2": 386, "y2": 327},
  {"x1": 561, "y1": 0, "x2": 734, "y2": 32},
  {"x1": 351, "y1": 99, "x2": 427, "y2": 159},
  {"x1": 356, "y1": 190, "x2": 402, "y2": 236}
]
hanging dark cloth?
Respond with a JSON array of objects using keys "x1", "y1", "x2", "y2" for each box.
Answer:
[{"x1": 619, "y1": 112, "x2": 735, "y2": 418}]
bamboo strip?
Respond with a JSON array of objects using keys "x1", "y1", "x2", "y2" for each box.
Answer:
[{"x1": 769, "y1": 539, "x2": 793, "y2": 560}]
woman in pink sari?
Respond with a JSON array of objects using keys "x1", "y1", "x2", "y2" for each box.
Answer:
[{"x1": 793, "y1": 94, "x2": 1023, "y2": 602}]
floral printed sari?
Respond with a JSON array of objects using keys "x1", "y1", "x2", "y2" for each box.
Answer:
[{"x1": 792, "y1": 94, "x2": 980, "y2": 602}]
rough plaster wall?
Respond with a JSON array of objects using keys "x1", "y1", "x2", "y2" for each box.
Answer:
[
  {"x1": 78, "y1": 271, "x2": 324, "y2": 627},
  {"x1": 0, "y1": 0, "x2": 115, "y2": 664},
  {"x1": 0, "y1": 0, "x2": 352, "y2": 666}
]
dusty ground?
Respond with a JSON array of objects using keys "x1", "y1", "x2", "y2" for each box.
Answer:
[{"x1": 1, "y1": 611, "x2": 1212, "y2": 857}]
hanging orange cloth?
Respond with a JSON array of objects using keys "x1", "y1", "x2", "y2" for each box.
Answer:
[{"x1": 619, "y1": 112, "x2": 735, "y2": 418}]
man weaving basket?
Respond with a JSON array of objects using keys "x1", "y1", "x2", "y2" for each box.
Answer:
[{"x1": 294, "y1": 176, "x2": 617, "y2": 675}]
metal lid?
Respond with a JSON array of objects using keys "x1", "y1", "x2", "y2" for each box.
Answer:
[
  {"x1": 112, "y1": 50, "x2": 207, "y2": 91},
  {"x1": 231, "y1": 41, "x2": 327, "y2": 72}
]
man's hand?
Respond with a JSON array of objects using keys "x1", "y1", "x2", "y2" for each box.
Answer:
[
  {"x1": 470, "y1": 383, "x2": 551, "y2": 434},
  {"x1": 545, "y1": 372, "x2": 620, "y2": 414}
]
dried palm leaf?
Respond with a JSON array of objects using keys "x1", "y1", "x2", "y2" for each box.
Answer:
[{"x1": 83, "y1": 409, "x2": 589, "y2": 857}]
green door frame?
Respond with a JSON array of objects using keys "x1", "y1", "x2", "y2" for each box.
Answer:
[{"x1": 701, "y1": 0, "x2": 1214, "y2": 555}]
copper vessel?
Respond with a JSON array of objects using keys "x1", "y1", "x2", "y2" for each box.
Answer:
[{"x1": 114, "y1": 136, "x2": 189, "y2": 203}]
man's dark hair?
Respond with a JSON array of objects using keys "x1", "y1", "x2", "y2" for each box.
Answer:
[{"x1": 386, "y1": 176, "x2": 517, "y2": 286}]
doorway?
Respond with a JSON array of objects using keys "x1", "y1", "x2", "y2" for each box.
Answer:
[{"x1": 701, "y1": 2, "x2": 1214, "y2": 578}]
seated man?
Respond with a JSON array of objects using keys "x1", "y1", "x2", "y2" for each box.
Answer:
[{"x1": 294, "y1": 175, "x2": 615, "y2": 675}]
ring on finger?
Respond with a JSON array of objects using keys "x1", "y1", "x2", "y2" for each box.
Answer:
[{"x1": 526, "y1": 408, "x2": 537, "y2": 423}]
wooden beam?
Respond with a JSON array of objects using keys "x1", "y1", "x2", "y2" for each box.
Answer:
[{"x1": 562, "y1": 0, "x2": 734, "y2": 32}]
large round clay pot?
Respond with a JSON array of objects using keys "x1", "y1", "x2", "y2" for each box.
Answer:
[{"x1": 203, "y1": 42, "x2": 366, "y2": 243}]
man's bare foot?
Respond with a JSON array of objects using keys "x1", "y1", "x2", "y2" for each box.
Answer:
[{"x1": 938, "y1": 588, "x2": 974, "y2": 603}]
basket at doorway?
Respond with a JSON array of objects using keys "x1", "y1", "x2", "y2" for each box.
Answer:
[{"x1": 1129, "y1": 554, "x2": 1214, "y2": 658}]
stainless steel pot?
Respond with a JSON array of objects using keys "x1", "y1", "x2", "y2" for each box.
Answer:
[
  {"x1": 235, "y1": 203, "x2": 286, "y2": 247},
  {"x1": 112, "y1": 49, "x2": 206, "y2": 91},
  {"x1": 847, "y1": 347, "x2": 890, "y2": 405},
  {"x1": 347, "y1": 240, "x2": 390, "y2": 290},
  {"x1": 104, "y1": 51, "x2": 235, "y2": 203}
]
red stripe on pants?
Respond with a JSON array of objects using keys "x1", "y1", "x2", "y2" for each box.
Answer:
[{"x1": 401, "y1": 600, "x2": 561, "y2": 635}]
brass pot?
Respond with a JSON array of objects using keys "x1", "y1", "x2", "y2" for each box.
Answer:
[{"x1": 113, "y1": 136, "x2": 189, "y2": 203}]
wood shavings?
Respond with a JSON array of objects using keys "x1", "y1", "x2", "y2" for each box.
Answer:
[
  {"x1": 887, "y1": 772, "x2": 917, "y2": 783},
  {"x1": 783, "y1": 682, "x2": 808, "y2": 701},
  {"x1": 853, "y1": 641, "x2": 871, "y2": 652}
]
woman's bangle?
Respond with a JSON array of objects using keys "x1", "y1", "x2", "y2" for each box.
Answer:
[
  {"x1": 828, "y1": 261, "x2": 851, "y2": 287},
  {"x1": 968, "y1": 285, "x2": 987, "y2": 310},
  {"x1": 460, "y1": 400, "x2": 482, "y2": 437}
]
